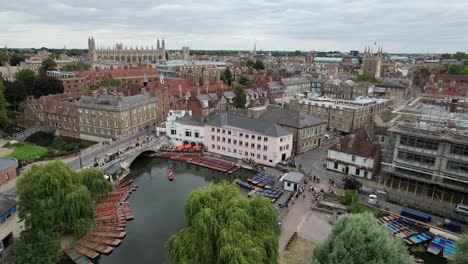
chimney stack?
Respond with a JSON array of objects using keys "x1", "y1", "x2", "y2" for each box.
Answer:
[
  {"x1": 92, "y1": 90, "x2": 98, "y2": 100},
  {"x1": 178, "y1": 84, "x2": 182, "y2": 97}
]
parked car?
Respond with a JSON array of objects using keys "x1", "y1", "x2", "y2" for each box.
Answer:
[
  {"x1": 275, "y1": 163, "x2": 289, "y2": 173},
  {"x1": 455, "y1": 204, "x2": 468, "y2": 216}
]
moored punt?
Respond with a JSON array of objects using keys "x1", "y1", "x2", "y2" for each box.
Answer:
[
  {"x1": 77, "y1": 239, "x2": 113, "y2": 254},
  {"x1": 64, "y1": 248, "x2": 93, "y2": 264},
  {"x1": 73, "y1": 244, "x2": 100, "y2": 259},
  {"x1": 94, "y1": 226, "x2": 126, "y2": 232},
  {"x1": 91, "y1": 229, "x2": 126, "y2": 238},
  {"x1": 92, "y1": 224, "x2": 125, "y2": 231},
  {"x1": 427, "y1": 236, "x2": 446, "y2": 255},
  {"x1": 86, "y1": 234, "x2": 122, "y2": 246}
]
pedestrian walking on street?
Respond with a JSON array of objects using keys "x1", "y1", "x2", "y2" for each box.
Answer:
[{"x1": 303, "y1": 194, "x2": 306, "y2": 199}]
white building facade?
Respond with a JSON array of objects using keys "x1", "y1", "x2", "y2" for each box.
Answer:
[
  {"x1": 165, "y1": 110, "x2": 204, "y2": 146},
  {"x1": 326, "y1": 149, "x2": 375, "y2": 179}
]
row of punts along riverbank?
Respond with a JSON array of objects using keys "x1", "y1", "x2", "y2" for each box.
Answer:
[
  {"x1": 64, "y1": 180, "x2": 138, "y2": 264},
  {"x1": 147, "y1": 152, "x2": 241, "y2": 173},
  {"x1": 235, "y1": 174, "x2": 283, "y2": 202},
  {"x1": 378, "y1": 215, "x2": 458, "y2": 261}
]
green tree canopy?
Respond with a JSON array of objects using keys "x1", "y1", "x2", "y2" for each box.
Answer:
[
  {"x1": 452, "y1": 52, "x2": 468, "y2": 60},
  {"x1": 0, "y1": 80, "x2": 9, "y2": 128},
  {"x1": 232, "y1": 84, "x2": 247, "y2": 109},
  {"x1": 253, "y1": 60, "x2": 265, "y2": 70},
  {"x1": 461, "y1": 67, "x2": 468, "y2": 75},
  {"x1": 3, "y1": 80, "x2": 27, "y2": 111},
  {"x1": 16, "y1": 161, "x2": 98, "y2": 236},
  {"x1": 246, "y1": 59, "x2": 255, "y2": 67},
  {"x1": 15, "y1": 69, "x2": 36, "y2": 94},
  {"x1": 447, "y1": 64, "x2": 462, "y2": 75},
  {"x1": 312, "y1": 213, "x2": 413, "y2": 264},
  {"x1": 221, "y1": 68, "x2": 232, "y2": 86},
  {"x1": 98, "y1": 78, "x2": 122, "y2": 88},
  {"x1": 166, "y1": 182, "x2": 279, "y2": 264},
  {"x1": 78, "y1": 168, "x2": 114, "y2": 198},
  {"x1": 237, "y1": 74, "x2": 250, "y2": 86},
  {"x1": 61, "y1": 61, "x2": 90, "y2": 71},
  {"x1": 453, "y1": 234, "x2": 468, "y2": 264},
  {"x1": 15, "y1": 161, "x2": 113, "y2": 262},
  {"x1": 39, "y1": 56, "x2": 57, "y2": 76},
  {"x1": 32, "y1": 75, "x2": 64, "y2": 98},
  {"x1": 12, "y1": 230, "x2": 62, "y2": 264},
  {"x1": 293, "y1": 50, "x2": 302, "y2": 56}
]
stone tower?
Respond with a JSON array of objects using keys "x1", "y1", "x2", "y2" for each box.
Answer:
[
  {"x1": 88, "y1": 36, "x2": 97, "y2": 62},
  {"x1": 359, "y1": 46, "x2": 383, "y2": 79},
  {"x1": 161, "y1": 38, "x2": 166, "y2": 60},
  {"x1": 182, "y1": 46, "x2": 190, "y2": 60}
]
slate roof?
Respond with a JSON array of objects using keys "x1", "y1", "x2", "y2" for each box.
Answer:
[
  {"x1": 0, "y1": 158, "x2": 18, "y2": 171},
  {"x1": 175, "y1": 114, "x2": 204, "y2": 127},
  {"x1": 281, "y1": 77, "x2": 310, "y2": 86},
  {"x1": 223, "y1": 91, "x2": 235, "y2": 98},
  {"x1": 329, "y1": 128, "x2": 379, "y2": 158},
  {"x1": 206, "y1": 112, "x2": 291, "y2": 137},
  {"x1": 0, "y1": 196, "x2": 16, "y2": 216},
  {"x1": 325, "y1": 79, "x2": 344, "y2": 86},
  {"x1": 268, "y1": 81, "x2": 284, "y2": 93},
  {"x1": 259, "y1": 105, "x2": 324, "y2": 129},
  {"x1": 80, "y1": 93, "x2": 153, "y2": 108},
  {"x1": 283, "y1": 172, "x2": 304, "y2": 183}
]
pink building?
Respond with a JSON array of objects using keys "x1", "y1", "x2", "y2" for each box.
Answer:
[{"x1": 204, "y1": 112, "x2": 293, "y2": 166}]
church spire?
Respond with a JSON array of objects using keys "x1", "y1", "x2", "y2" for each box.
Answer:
[{"x1": 157, "y1": 38, "x2": 160, "y2": 50}]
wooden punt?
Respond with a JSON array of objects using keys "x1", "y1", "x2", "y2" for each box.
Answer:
[
  {"x1": 73, "y1": 244, "x2": 99, "y2": 259},
  {"x1": 86, "y1": 234, "x2": 122, "y2": 246},
  {"x1": 93, "y1": 224, "x2": 125, "y2": 231},
  {"x1": 91, "y1": 229, "x2": 126, "y2": 238},
  {"x1": 77, "y1": 239, "x2": 113, "y2": 254},
  {"x1": 64, "y1": 248, "x2": 93, "y2": 264}
]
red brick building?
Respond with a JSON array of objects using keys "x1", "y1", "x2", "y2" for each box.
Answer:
[{"x1": 0, "y1": 158, "x2": 18, "y2": 186}]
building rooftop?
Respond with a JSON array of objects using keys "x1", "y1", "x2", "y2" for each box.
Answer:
[
  {"x1": 329, "y1": 128, "x2": 379, "y2": 158},
  {"x1": 206, "y1": 112, "x2": 291, "y2": 137},
  {"x1": 282, "y1": 172, "x2": 304, "y2": 183},
  {"x1": 0, "y1": 158, "x2": 17, "y2": 171},
  {"x1": 259, "y1": 105, "x2": 325, "y2": 129},
  {"x1": 79, "y1": 93, "x2": 153, "y2": 108},
  {"x1": 0, "y1": 196, "x2": 16, "y2": 217},
  {"x1": 175, "y1": 114, "x2": 204, "y2": 127}
]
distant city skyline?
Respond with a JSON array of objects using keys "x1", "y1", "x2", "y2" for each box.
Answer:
[{"x1": 2, "y1": 0, "x2": 468, "y2": 53}]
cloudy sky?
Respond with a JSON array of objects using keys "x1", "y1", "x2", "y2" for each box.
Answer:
[{"x1": 1, "y1": 0, "x2": 467, "y2": 53}]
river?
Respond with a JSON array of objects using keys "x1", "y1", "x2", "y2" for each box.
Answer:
[{"x1": 97, "y1": 155, "x2": 252, "y2": 264}]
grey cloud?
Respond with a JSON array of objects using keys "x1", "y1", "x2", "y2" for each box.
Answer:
[{"x1": 1, "y1": 0, "x2": 467, "y2": 52}]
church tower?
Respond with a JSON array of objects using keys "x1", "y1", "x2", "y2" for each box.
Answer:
[
  {"x1": 88, "y1": 36, "x2": 97, "y2": 62},
  {"x1": 162, "y1": 38, "x2": 166, "y2": 60},
  {"x1": 359, "y1": 45, "x2": 383, "y2": 79}
]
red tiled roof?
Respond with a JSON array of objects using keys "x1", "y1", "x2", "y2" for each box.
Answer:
[
  {"x1": 329, "y1": 128, "x2": 379, "y2": 157},
  {"x1": 434, "y1": 74, "x2": 468, "y2": 82},
  {"x1": 73, "y1": 68, "x2": 158, "y2": 79}
]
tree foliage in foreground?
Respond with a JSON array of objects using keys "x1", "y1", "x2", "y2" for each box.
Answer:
[
  {"x1": 232, "y1": 84, "x2": 247, "y2": 109},
  {"x1": 312, "y1": 213, "x2": 413, "y2": 264},
  {"x1": 32, "y1": 75, "x2": 64, "y2": 98},
  {"x1": 453, "y1": 234, "x2": 468, "y2": 264},
  {"x1": 15, "y1": 161, "x2": 113, "y2": 262},
  {"x1": 0, "y1": 80, "x2": 9, "y2": 128},
  {"x1": 12, "y1": 230, "x2": 62, "y2": 264},
  {"x1": 16, "y1": 161, "x2": 101, "y2": 236},
  {"x1": 166, "y1": 182, "x2": 280, "y2": 264}
]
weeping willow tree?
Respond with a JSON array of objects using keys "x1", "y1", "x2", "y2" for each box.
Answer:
[
  {"x1": 15, "y1": 161, "x2": 112, "y2": 261},
  {"x1": 166, "y1": 182, "x2": 280, "y2": 264},
  {"x1": 78, "y1": 167, "x2": 114, "y2": 198},
  {"x1": 312, "y1": 213, "x2": 413, "y2": 264}
]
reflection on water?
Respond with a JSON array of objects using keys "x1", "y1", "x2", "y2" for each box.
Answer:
[{"x1": 95, "y1": 156, "x2": 252, "y2": 264}]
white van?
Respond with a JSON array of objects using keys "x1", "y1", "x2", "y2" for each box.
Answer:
[
  {"x1": 368, "y1": 194, "x2": 378, "y2": 205},
  {"x1": 455, "y1": 204, "x2": 468, "y2": 216}
]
